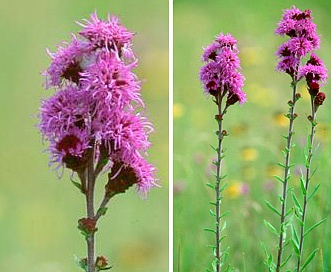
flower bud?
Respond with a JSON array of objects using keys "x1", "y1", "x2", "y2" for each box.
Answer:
[
  {"x1": 314, "y1": 92, "x2": 326, "y2": 110},
  {"x1": 78, "y1": 218, "x2": 98, "y2": 236},
  {"x1": 308, "y1": 82, "x2": 320, "y2": 96},
  {"x1": 96, "y1": 256, "x2": 109, "y2": 270}
]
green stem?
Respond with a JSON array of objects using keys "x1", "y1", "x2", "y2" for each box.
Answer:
[
  {"x1": 296, "y1": 97, "x2": 316, "y2": 272},
  {"x1": 276, "y1": 80, "x2": 298, "y2": 272},
  {"x1": 86, "y1": 148, "x2": 96, "y2": 272},
  {"x1": 215, "y1": 91, "x2": 226, "y2": 272}
]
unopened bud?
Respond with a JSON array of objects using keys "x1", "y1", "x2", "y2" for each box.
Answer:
[{"x1": 314, "y1": 92, "x2": 326, "y2": 110}]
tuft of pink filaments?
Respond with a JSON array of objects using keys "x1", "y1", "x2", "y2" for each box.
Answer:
[
  {"x1": 275, "y1": 6, "x2": 320, "y2": 77},
  {"x1": 199, "y1": 33, "x2": 246, "y2": 105},
  {"x1": 39, "y1": 12, "x2": 157, "y2": 195}
]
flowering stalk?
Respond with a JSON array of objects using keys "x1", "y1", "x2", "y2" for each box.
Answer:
[
  {"x1": 294, "y1": 54, "x2": 327, "y2": 271},
  {"x1": 38, "y1": 13, "x2": 157, "y2": 272},
  {"x1": 275, "y1": 77, "x2": 299, "y2": 272},
  {"x1": 200, "y1": 33, "x2": 246, "y2": 272},
  {"x1": 262, "y1": 7, "x2": 325, "y2": 271}
]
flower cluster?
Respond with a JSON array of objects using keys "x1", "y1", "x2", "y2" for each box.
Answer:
[
  {"x1": 200, "y1": 33, "x2": 246, "y2": 105},
  {"x1": 39, "y1": 13, "x2": 156, "y2": 194},
  {"x1": 275, "y1": 6, "x2": 320, "y2": 76}
]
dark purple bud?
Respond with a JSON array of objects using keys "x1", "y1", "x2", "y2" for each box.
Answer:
[
  {"x1": 314, "y1": 92, "x2": 326, "y2": 108},
  {"x1": 308, "y1": 82, "x2": 320, "y2": 96}
]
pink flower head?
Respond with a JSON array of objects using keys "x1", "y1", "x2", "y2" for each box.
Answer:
[
  {"x1": 275, "y1": 6, "x2": 320, "y2": 77},
  {"x1": 200, "y1": 33, "x2": 246, "y2": 105},
  {"x1": 39, "y1": 13, "x2": 156, "y2": 194},
  {"x1": 299, "y1": 53, "x2": 328, "y2": 86},
  {"x1": 78, "y1": 12, "x2": 134, "y2": 59},
  {"x1": 80, "y1": 50, "x2": 142, "y2": 113},
  {"x1": 44, "y1": 36, "x2": 90, "y2": 88},
  {"x1": 49, "y1": 127, "x2": 91, "y2": 171}
]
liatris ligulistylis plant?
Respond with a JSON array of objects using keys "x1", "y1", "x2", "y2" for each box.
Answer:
[
  {"x1": 262, "y1": 6, "x2": 327, "y2": 271},
  {"x1": 38, "y1": 13, "x2": 157, "y2": 272},
  {"x1": 200, "y1": 33, "x2": 246, "y2": 272},
  {"x1": 294, "y1": 53, "x2": 328, "y2": 271}
]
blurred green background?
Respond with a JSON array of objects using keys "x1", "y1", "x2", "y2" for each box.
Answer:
[
  {"x1": 0, "y1": 0, "x2": 168, "y2": 271},
  {"x1": 174, "y1": 0, "x2": 331, "y2": 271}
]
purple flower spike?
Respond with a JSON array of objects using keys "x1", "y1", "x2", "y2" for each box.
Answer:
[
  {"x1": 38, "y1": 13, "x2": 156, "y2": 195},
  {"x1": 200, "y1": 33, "x2": 246, "y2": 105},
  {"x1": 275, "y1": 6, "x2": 320, "y2": 78},
  {"x1": 299, "y1": 53, "x2": 328, "y2": 86}
]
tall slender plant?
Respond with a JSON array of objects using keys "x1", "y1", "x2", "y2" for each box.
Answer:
[
  {"x1": 38, "y1": 13, "x2": 157, "y2": 272},
  {"x1": 200, "y1": 33, "x2": 246, "y2": 272},
  {"x1": 262, "y1": 6, "x2": 327, "y2": 271},
  {"x1": 294, "y1": 53, "x2": 327, "y2": 271}
]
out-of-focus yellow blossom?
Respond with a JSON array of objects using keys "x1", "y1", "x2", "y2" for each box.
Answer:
[
  {"x1": 240, "y1": 46, "x2": 263, "y2": 66},
  {"x1": 225, "y1": 182, "x2": 249, "y2": 198},
  {"x1": 315, "y1": 123, "x2": 330, "y2": 143},
  {"x1": 273, "y1": 112, "x2": 289, "y2": 127},
  {"x1": 246, "y1": 84, "x2": 273, "y2": 107},
  {"x1": 230, "y1": 123, "x2": 248, "y2": 137},
  {"x1": 298, "y1": 84, "x2": 311, "y2": 101},
  {"x1": 173, "y1": 103, "x2": 184, "y2": 119},
  {"x1": 226, "y1": 182, "x2": 242, "y2": 198},
  {"x1": 267, "y1": 164, "x2": 282, "y2": 178},
  {"x1": 241, "y1": 147, "x2": 258, "y2": 161}
]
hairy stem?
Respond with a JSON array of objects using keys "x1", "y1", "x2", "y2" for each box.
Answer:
[
  {"x1": 86, "y1": 148, "x2": 96, "y2": 272},
  {"x1": 296, "y1": 97, "x2": 316, "y2": 272},
  {"x1": 276, "y1": 80, "x2": 298, "y2": 272}
]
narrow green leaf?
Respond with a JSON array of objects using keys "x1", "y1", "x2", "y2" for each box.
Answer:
[
  {"x1": 291, "y1": 225, "x2": 299, "y2": 246},
  {"x1": 265, "y1": 201, "x2": 281, "y2": 216},
  {"x1": 209, "y1": 209, "x2": 216, "y2": 217},
  {"x1": 71, "y1": 180, "x2": 83, "y2": 191},
  {"x1": 220, "y1": 174, "x2": 228, "y2": 180},
  {"x1": 204, "y1": 228, "x2": 216, "y2": 234},
  {"x1": 260, "y1": 241, "x2": 268, "y2": 257},
  {"x1": 291, "y1": 238, "x2": 300, "y2": 257},
  {"x1": 280, "y1": 253, "x2": 293, "y2": 268},
  {"x1": 264, "y1": 220, "x2": 279, "y2": 237},
  {"x1": 218, "y1": 235, "x2": 227, "y2": 244},
  {"x1": 277, "y1": 162, "x2": 286, "y2": 168},
  {"x1": 209, "y1": 145, "x2": 218, "y2": 152},
  {"x1": 285, "y1": 207, "x2": 294, "y2": 217},
  {"x1": 267, "y1": 253, "x2": 273, "y2": 266},
  {"x1": 273, "y1": 175, "x2": 284, "y2": 183},
  {"x1": 307, "y1": 184, "x2": 320, "y2": 202},
  {"x1": 206, "y1": 183, "x2": 215, "y2": 189},
  {"x1": 221, "y1": 221, "x2": 227, "y2": 232},
  {"x1": 209, "y1": 201, "x2": 217, "y2": 206},
  {"x1": 292, "y1": 192, "x2": 303, "y2": 214},
  {"x1": 219, "y1": 182, "x2": 229, "y2": 193},
  {"x1": 304, "y1": 218, "x2": 327, "y2": 238},
  {"x1": 300, "y1": 174, "x2": 307, "y2": 195},
  {"x1": 309, "y1": 167, "x2": 318, "y2": 180},
  {"x1": 301, "y1": 249, "x2": 319, "y2": 271},
  {"x1": 220, "y1": 211, "x2": 230, "y2": 219},
  {"x1": 212, "y1": 161, "x2": 219, "y2": 166}
]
